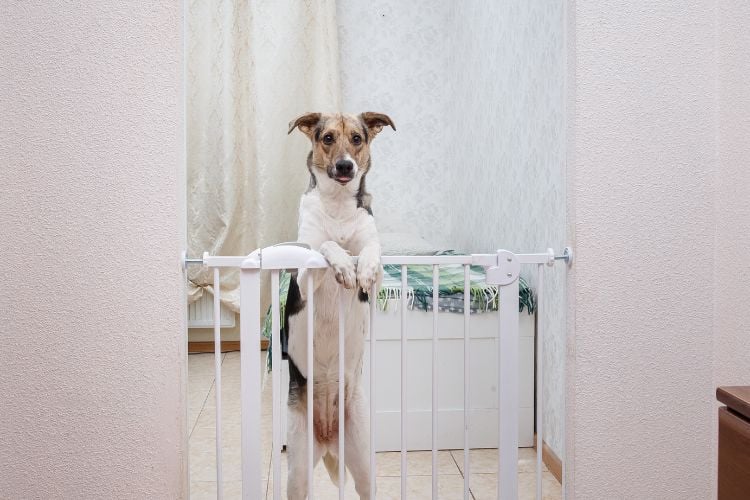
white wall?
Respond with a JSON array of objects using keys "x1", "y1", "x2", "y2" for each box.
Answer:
[
  {"x1": 568, "y1": 1, "x2": 750, "y2": 498},
  {"x1": 0, "y1": 3, "x2": 187, "y2": 499}
]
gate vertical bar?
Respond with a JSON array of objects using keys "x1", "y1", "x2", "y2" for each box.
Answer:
[
  {"x1": 536, "y1": 264, "x2": 544, "y2": 500},
  {"x1": 271, "y1": 271, "x2": 281, "y2": 500},
  {"x1": 213, "y1": 268, "x2": 223, "y2": 500},
  {"x1": 497, "y1": 259, "x2": 519, "y2": 500},
  {"x1": 369, "y1": 282, "x2": 377, "y2": 500},
  {"x1": 240, "y1": 254, "x2": 262, "y2": 500},
  {"x1": 338, "y1": 293, "x2": 346, "y2": 499},
  {"x1": 307, "y1": 273, "x2": 315, "y2": 500},
  {"x1": 432, "y1": 265, "x2": 439, "y2": 499},
  {"x1": 463, "y1": 265, "x2": 471, "y2": 499},
  {"x1": 401, "y1": 265, "x2": 408, "y2": 498}
]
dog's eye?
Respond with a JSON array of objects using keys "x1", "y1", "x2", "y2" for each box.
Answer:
[
  {"x1": 352, "y1": 134, "x2": 362, "y2": 145},
  {"x1": 322, "y1": 134, "x2": 334, "y2": 145}
]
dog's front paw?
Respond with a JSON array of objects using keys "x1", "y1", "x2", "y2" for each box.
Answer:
[
  {"x1": 320, "y1": 241, "x2": 356, "y2": 289},
  {"x1": 357, "y1": 254, "x2": 381, "y2": 293},
  {"x1": 332, "y1": 261, "x2": 356, "y2": 289}
]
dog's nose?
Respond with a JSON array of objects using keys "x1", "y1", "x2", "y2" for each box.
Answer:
[{"x1": 335, "y1": 160, "x2": 353, "y2": 176}]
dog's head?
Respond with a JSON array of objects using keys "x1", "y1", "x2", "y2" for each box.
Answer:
[{"x1": 288, "y1": 112, "x2": 395, "y2": 191}]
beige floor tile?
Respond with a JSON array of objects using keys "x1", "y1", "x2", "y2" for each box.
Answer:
[
  {"x1": 189, "y1": 427, "x2": 218, "y2": 482},
  {"x1": 520, "y1": 472, "x2": 562, "y2": 500},
  {"x1": 189, "y1": 480, "x2": 246, "y2": 500},
  {"x1": 225, "y1": 350, "x2": 241, "y2": 362},
  {"x1": 189, "y1": 480, "x2": 216, "y2": 500},
  {"x1": 517, "y1": 448, "x2": 548, "y2": 474},
  {"x1": 451, "y1": 447, "x2": 547, "y2": 475},
  {"x1": 375, "y1": 474, "x2": 467, "y2": 500},
  {"x1": 375, "y1": 450, "x2": 460, "y2": 477},
  {"x1": 217, "y1": 480, "x2": 243, "y2": 500},
  {"x1": 188, "y1": 353, "x2": 221, "y2": 433},
  {"x1": 266, "y1": 451, "x2": 465, "y2": 499},
  {"x1": 190, "y1": 350, "x2": 564, "y2": 499},
  {"x1": 193, "y1": 393, "x2": 242, "y2": 429},
  {"x1": 188, "y1": 352, "x2": 220, "y2": 376},
  {"x1": 190, "y1": 350, "x2": 272, "y2": 486},
  {"x1": 469, "y1": 471, "x2": 561, "y2": 500},
  {"x1": 266, "y1": 454, "x2": 360, "y2": 499},
  {"x1": 266, "y1": 470, "x2": 469, "y2": 500},
  {"x1": 189, "y1": 424, "x2": 243, "y2": 482},
  {"x1": 188, "y1": 392, "x2": 211, "y2": 436}
]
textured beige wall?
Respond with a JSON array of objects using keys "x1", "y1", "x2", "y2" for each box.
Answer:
[
  {"x1": 713, "y1": 3, "x2": 750, "y2": 495},
  {"x1": 568, "y1": 1, "x2": 750, "y2": 499},
  {"x1": 569, "y1": 1, "x2": 715, "y2": 498},
  {"x1": 0, "y1": 2, "x2": 187, "y2": 499},
  {"x1": 715, "y1": 1, "x2": 750, "y2": 393}
]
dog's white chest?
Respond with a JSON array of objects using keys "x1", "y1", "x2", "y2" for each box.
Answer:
[
  {"x1": 298, "y1": 191, "x2": 372, "y2": 255},
  {"x1": 326, "y1": 218, "x2": 354, "y2": 246}
]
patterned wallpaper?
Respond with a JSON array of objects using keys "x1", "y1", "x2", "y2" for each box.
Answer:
[
  {"x1": 337, "y1": 1, "x2": 455, "y2": 247},
  {"x1": 338, "y1": 1, "x2": 567, "y2": 457},
  {"x1": 447, "y1": 1, "x2": 567, "y2": 457}
]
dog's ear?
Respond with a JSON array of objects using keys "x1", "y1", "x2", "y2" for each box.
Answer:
[
  {"x1": 359, "y1": 112, "x2": 396, "y2": 140},
  {"x1": 288, "y1": 113, "x2": 322, "y2": 139}
]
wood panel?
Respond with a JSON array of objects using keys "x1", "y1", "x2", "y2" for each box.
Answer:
[
  {"x1": 542, "y1": 440, "x2": 563, "y2": 484},
  {"x1": 533, "y1": 435, "x2": 563, "y2": 484},
  {"x1": 187, "y1": 339, "x2": 268, "y2": 353}
]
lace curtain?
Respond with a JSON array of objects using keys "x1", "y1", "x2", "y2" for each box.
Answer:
[{"x1": 186, "y1": 0, "x2": 341, "y2": 311}]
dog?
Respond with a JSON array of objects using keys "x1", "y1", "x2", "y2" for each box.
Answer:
[{"x1": 284, "y1": 112, "x2": 395, "y2": 499}]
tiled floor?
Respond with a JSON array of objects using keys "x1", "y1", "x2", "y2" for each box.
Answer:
[{"x1": 189, "y1": 352, "x2": 561, "y2": 499}]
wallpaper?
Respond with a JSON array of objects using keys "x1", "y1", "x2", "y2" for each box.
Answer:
[
  {"x1": 338, "y1": 0, "x2": 567, "y2": 457},
  {"x1": 447, "y1": 1, "x2": 567, "y2": 457},
  {"x1": 337, "y1": 1, "x2": 456, "y2": 247}
]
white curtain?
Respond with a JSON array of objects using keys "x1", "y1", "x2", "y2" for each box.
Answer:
[{"x1": 186, "y1": 0, "x2": 341, "y2": 311}]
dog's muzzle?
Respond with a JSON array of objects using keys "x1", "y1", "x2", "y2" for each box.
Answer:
[{"x1": 333, "y1": 159, "x2": 354, "y2": 184}]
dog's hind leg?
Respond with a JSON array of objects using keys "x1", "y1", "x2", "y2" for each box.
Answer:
[
  {"x1": 286, "y1": 403, "x2": 323, "y2": 500},
  {"x1": 344, "y1": 386, "x2": 373, "y2": 500}
]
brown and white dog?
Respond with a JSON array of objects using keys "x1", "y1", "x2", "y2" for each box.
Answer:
[{"x1": 284, "y1": 112, "x2": 395, "y2": 499}]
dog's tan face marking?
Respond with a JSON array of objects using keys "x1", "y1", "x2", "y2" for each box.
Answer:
[
  {"x1": 314, "y1": 115, "x2": 368, "y2": 182},
  {"x1": 289, "y1": 112, "x2": 395, "y2": 188}
]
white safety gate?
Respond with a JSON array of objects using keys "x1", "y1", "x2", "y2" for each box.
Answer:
[{"x1": 186, "y1": 245, "x2": 570, "y2": 500}]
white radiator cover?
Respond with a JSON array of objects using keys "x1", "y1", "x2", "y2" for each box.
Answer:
[
  {"x1": 278, "y1": 306, "x2": 536, "y2": 450},
  {"x1": 187, "y1": 292, "x2": 235, "y2": 329}
]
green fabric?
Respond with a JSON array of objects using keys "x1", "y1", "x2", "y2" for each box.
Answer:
[
  {"x1": 261, "y1": 255, "x2": 535, "y2": 370},
  {"x1": 377, "y1": 251, "x2": 533, "y2": 314},
  {"x1": 262, "y1": 271, "x2": 291, "y2": 340},
  {"x1": 262, "y1": 253, "x2": 534, "y2": 341}
]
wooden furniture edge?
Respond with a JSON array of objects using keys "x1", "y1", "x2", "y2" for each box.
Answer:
[{"x1": 717, "y1": 386, "x2": 750, "y2": 420}]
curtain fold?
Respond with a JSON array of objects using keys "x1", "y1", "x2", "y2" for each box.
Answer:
[{"x1": 187, "y1": 0, "x2": 341, "y2": 311}]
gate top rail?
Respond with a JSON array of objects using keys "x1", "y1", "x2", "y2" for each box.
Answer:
[{"x1": 183, "y1": 245, "x2": 573, "y2": 270}]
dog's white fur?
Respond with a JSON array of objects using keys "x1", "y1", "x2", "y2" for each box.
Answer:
[{"x1": 285, "y1": 137, "x2": 382, "y2": 498}]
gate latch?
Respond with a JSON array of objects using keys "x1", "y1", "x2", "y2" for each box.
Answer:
[{"x1": 485, "y1": 250, "x2": 520, "y2": 286}]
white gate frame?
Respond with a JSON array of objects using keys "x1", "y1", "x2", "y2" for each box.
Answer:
[{"x1": 186, "y1": 245, "x2": 571, "y2": 500}]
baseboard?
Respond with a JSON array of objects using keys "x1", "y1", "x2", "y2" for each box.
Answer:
[
  {"x1": 188, "y1": 339, "x2": 269, "y2": 353},
  {"x1": 541, "y1": 440, "x2": 563, "y2": 483}
]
